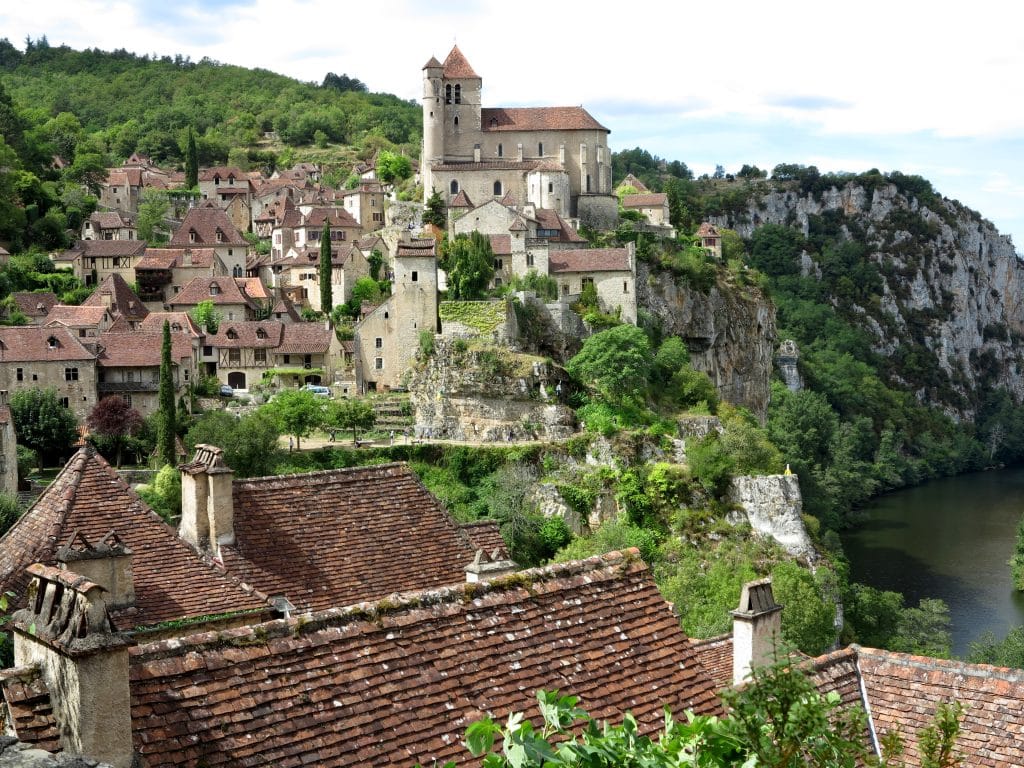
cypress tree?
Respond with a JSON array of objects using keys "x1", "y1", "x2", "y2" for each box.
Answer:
[
  {"x1": 185, "y1": 127, "x2": 198, "y2": 189},
  {"x1": 319, "y1": 220, "x2": 333, "y2": 314},
  {"x1": 157, "y1": 320, "x2": 177, "y2": 467}
]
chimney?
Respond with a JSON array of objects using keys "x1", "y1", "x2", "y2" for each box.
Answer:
[
  {"x1": 56, "y1": 530, "x2": 135, "y2": 611},
  {"x1": 179, "y1": 444, "x2": 235, "y2": 553},
  {"x1": 465, "y1": 548, "x2": 518, "y2": 583},
  {"x1": 11, "y1": 564, "x2": 134, "y2": 767},
  {"x1": 182, "y1": 247, "x2": 192, "y2": 266},
  {"x1": 731, "y1": 578, "x2": 783, "y2": 685}
]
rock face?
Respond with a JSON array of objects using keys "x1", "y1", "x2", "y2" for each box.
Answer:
[
  {"x1": 776, "y1": 340, "x2": 803, "y2": 392},
  {"x1": 637, "y1": 261, "x2": 776, "y2": 420},
  {"x1": 727, "y1": 474, "x2": 816, "y2": 561},
  {"x1": 716, "y1": 181, "x2": 1024, "y2": 415},
  {"x1": 409, "y1": 339, "x2": 576, "y2": 441}
]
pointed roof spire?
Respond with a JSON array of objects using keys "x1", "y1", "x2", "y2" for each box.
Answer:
[
  {"x1": 423, "y1": 55, "x2": 442, "y2": 70},
  {"x1": 443, "y1": 45, "x2": 480, "y2": 79}
]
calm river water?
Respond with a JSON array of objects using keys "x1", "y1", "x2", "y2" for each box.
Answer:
[{"x1": 841, "y1": 467, "x2": 1024, "y2": 657}]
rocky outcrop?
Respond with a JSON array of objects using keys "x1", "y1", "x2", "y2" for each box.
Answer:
[
  {"x1": 716, "y1": 181, "x2": 1024, "y2": 414},
  {"x1": 637, "y1": 262, "x2": 776, "y2": 420},
  {"x1": 776, "y1": 340, "x2": 802, "y2": 392},
  {"x1": 727, "y1": 474, "x2": 816, "y2": 561},
  {"x1": 409, "y1": 339, "x2": 576, "y2": 441}
]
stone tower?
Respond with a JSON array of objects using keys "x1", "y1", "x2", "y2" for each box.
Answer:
[
  {"x1": 392, "y1": 239, "x2": 439, "y2": 343},
  {"x1": 421, "y1": 56, "x2": 444, "y2": 195},
  {"x1": 421, "y1": 46, "x2": 483, "y2": 198}
]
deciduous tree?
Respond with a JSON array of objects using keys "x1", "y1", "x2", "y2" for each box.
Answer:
[
  {"x1": 263, "y1": 389, "x2": 323, "y2": 450},
  {"x1": 323, "y1": 397, "x2": 375, "y2": 444},
  {"x1": 440, "y1": 232, "x2": 494, "y2": 300},
  {"x1": 190, "y1": 299, "x2": 222, "y2": 334},
  {"x1": 87, "y1": 395, "x2": 143, "y2": 467},
  {"x1": 565, "y1": 324, "x2": 652, "y2": 403},
  {"x1": 9, "y1": 388, "x2": 77, "y2": 467}
]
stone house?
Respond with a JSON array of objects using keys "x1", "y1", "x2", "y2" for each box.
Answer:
[
  {"x1": 81, "y1": 274, "x2": 150, "y2": 328},
  {"x1": 696, "y1": 221, "x2": 723, "y2": 259},
  {"x1": 95, "y1": 330, "x2": 195, "y2": 416},
  {"x1": 0, "y1": 326, "x2": 97, "y2": 419},
  {"x1": 8, "y1": 292, "x2": 58, "y2": 325},
  {"x1": 270, "y1": 205, "x2": 362, "y2": 262},
  {"x1": 43, "y1": 304, "x2": 114, "y2": 340},
  {"x1": 622, "y1": 192, "x2": 674, "y2": 235},
  {"x1": 134, "y1": 246, "x2": 228, "y2": 308},
  {"x1": 197, "y1": 166, "x2": 253, "y2": 234},
  {"x1": 549, "y1": 244, "x2": 637, "y2": 324},
  {"x1": 421, "y1": 46, "x2": 618, "y2": 228},
  {"x1": 167, "y1": 276, "x2": 263, "y2": 323},
  {"x1": 52, "y1": 240, "x2": 147, "y2": 286},
  {"x1": 169, "y1": 203, "x2": 249, "y2": 278},
  {"x1": 263, "y1": 242, "x2": 370, "y2": 313},
  {"x1": 340, "y1": 180, "x2": 386, "y2": 228},
  {"x1": 80, "y1": 211, "x2": 136, "y2": 241},
  {"x1": 97, "y1": 163, "x2": 172, "y2": 214},
  {"x1": 355, "y1": 239, "x2": 438, "y2": 392},
  {"x1": 203, "y1": 320, "x2": 282, "y2": 392}
]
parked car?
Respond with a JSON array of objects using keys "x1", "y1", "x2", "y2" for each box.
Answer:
[
  {"x1": 304, "y1": 384, "x2": 331, "y2": 398},
  {"x1": 219, "y1": 384, "x2": 234, "y2": 397}
]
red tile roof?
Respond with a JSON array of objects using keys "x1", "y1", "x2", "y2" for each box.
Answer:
[
  {"x1": 460, "y1": 521, "x2": 508, "y2": 558},
  {"x1": 128, "y1": 549, "x2": 721, "y2": 767},
  {"x1": 621, "y1": 173, "x2": 650, "y2": 193},
  {"x1": 549, "y1": 248, "x2": 630, "y2": 273},
  {"x1": 0, "y1": 667, "x2": 60, "y2": 751},
  {"x1": 442, "y1": 45, "x2": 480, "y2": 79},
  {"x1": 276, "y1": 322, "x2": 332, "y2": 354},
  {"x1": 10, "y1": 292, "x2": 58, "y2": 318},
  {"x1": 696, "y1": 222, "x2": 720, "y2": 238},
  {"x1": 396, "y1": 239, "x2": 437, "y2": 258},
  {"x1": 198, "y1": 167, "x2": 248, "y2": 183},
  {"x1": 136, "y1": 312, "x2": 203, "y2": 338},
  {"x1": 169, "y1": 207, "x2": 248, "y2": 248},
  {"x1": 136, "y1": 247, "x2": 219, "y2": 271},
  {"x1": 221, "y1": 463, "x2": 479, "y2": 611},
  {"x1": 533, "y1": 209, "x2": 587, "y2": 242},
  {"x1": 450, "y1": 190, "x2": 474, "y2": 208},
  {"x1": 482, "y1": 106, "x2": 609, "y2": 133},
  {"x1": 44, "y1": 304, "x2": 109, "y2": 327},
  {"x1": 97, "y1": 331, "x2": 193, "y2": 368},
  {"x1": 433, "y1": 159, "x2": 539, "y2": 172},
  {"x1": 689, "y1": 634, "x2": 733, "y2": 690},
  {"x1": 82, "y1": 274, "x2": 150, "y2": 321},
  {"x1": 206, "y1": 322, "x2": 282, "y2": 349},
  {"x1": 0, "y1": 326, "x2": 95, "y2": 362},
  {"x1": 89, "y1": 211, "x2": 134, "y2": 229},
  {"x1": 303, "y1": 206, "x2": 360, "y2": 229},
  {"x1": 168, "y1": 277, "x2": 255, "y2": 309},
  {"x1": 623, "y1": 193, "x2": 668, "y2": 208},
  {"x1": 63, "y1": 239, "x2": 147, "y2": 258},
  {"x1": 0, "y1": 447, "x2": 268, "y2": 631},
  {"x1": 489, "y1": 234, "x2": 512, "y2": 255},
  {"x1": 422, "y1": 55, "x2": 442, "y2": 69}
]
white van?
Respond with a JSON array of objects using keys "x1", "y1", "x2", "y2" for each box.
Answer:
[{"x1": 304, "y1": 384, "x2": 331, "y2": 398}]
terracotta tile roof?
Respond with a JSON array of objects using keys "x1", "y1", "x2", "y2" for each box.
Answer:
[
  {"x1": 357, "y1": 235, "x2": 385, "y2": 252},
  {"x1": 0, "y1": 667, "x2": 60, "y2": 751},
  {"x1": 0, "y1": 326, "x2": 95, "y2": 362},
  {"x1": 136, "y1": 312, "x2": 203, "y2": 338},
  {"x1": 623, "y1": 193, "x2": 668, "y2": 208},
  {"x1": 236, "y1": 277, "x2": 270, "y2": 301},
  {"x1": 168, "y1": 277, "x2": 255, "y2": 309},
  {"x1": 62, "y1": 239, "x2": 147, "y2": 259},
  {"x1": 90, "y1": 211, "x2": 134, "y2": 229},
  {"x1": 696, "y1": 222, "x2": 720, "y2": 238},
  {"x1": 128, "y1": 549, "x2": 721, "y2": 767},
  {"x1": 460, "y1": 521, "x2": 508, "y2": 557},
  {"x1": 221, "y1": 463, "x2": 482, "y2": 612},
  {"x1": 303, "y1": 206, "x2": 360, "y2": 229},
  {"x1": 0, "y1": 447, "x2": 268, "y2": 631},
  {"x1": 97, "y1": 331, "x2": 192, "y2": 368},
  {"x1": 433, "y1": 159, "x2": 539, "y2": 172},
  {"x1": 499, "y1": 190, "x2": 519, "y2": 207},
  {"x1": 396, "y1": 239, "x2": 437, "y2": 258},
  {"x1": 857, "y1": 646, "x2": 1024, "y2": 766},
  {"x1": 198, "y1": 167, "x2": 248, "y2": 183},
  {"x1": 450, "y1": 190, "x2": 474, "y2": 208},
  {"x1": 549, "y1": 248, "x2": 631, "y2": 274},
  {"x1": 482, "y1": 106, "x2": 609, "y2": 133},
  {"x1": 206, "y1": 322, "x2": 282, "y2": 349},
  {"x1": 276, "y1": 322, "x2": 333, "y2": 354},
  {"x1": 136, "y1": 247, "x2": 219, "y2": 270},
  {"x1": 169, "y1": 207, "x2": 248, "y2": 248},
  {"x1": 689, "y1": 634, "x2": 733, "y2": 689},
  {"x1": 807, "y1": 647, "x2": 868, "y2": 712},
  {"x1": 442, "y1": 45, "x2": 480, "y2": 79},
  {"x1": 270, "y1": 298, "x2": 301, "y2": 322},
  {"x1": 82, "y1": 274, "x2": 150, "y2": 321},
  {"x1": 489, "y1": 234, "x2": 511, "y2": 255},
  {"x1": 44, "y1": 304, "x2": 109, "y2": 327},
  {"x1": 10, "y1": 292, "x2": 58, "y2": 318},
  {"x1": 534, "y1": 209, "x2": 587, "y2": 242}
]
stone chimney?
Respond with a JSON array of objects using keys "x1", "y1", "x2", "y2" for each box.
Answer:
[
  {"x1": 179, "y1": 444, "x2": 235, "y2": 554},
  {"x1": 11, "y1": 564, "x2": 134, "y2": 767},
  {"x1": 465, "y1": 548, "x2": 518, "y2": 583},
  {"x1": 56, "y1": 530, "x2": 135, "y2": 611},
  {"x1": 731, "y1": 577, "x2": 783, "y2": 685}
]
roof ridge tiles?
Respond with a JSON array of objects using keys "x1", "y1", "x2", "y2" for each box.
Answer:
[
  {"x1": 132, "y1": 549, "x2": 643, "y2": 660},
  {"x1": 232, "y1": 461, "x2": 409, "y2": 487},
  {"x1": 853, "y1": 644, "x2": 1024, "y2": 681}
]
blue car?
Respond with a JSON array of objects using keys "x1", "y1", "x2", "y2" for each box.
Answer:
[{"x1": 219, "y1": 384, "x2": 234, "y2": 397}]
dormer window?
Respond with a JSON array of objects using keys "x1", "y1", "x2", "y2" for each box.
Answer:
[
  {"x1": 171, "y1": 323, "x2": 182, "y2": 331},
  {"x1": 226, "y1": 328, "x2": 238, "y2": 340},
  {"x1": 189, "y1": 229, "x2": 197, "y2": 243},
  {"x1": 216, "y1": 229, "x2": 224, "y2": 243},
  {"x1": 214, "y1": 175, "x2": 221, "y2": 185},
  {"x1": 47, "y1": 336, "x2": 59, "y2": 350},
  {"x1": 210, "y1": 284, "x2": 221, "y2": 296},
  {"x1": 228, "y1": 175, "x2": 235, "y2": 184},
  {"x1": 256, "y1": 328, "x2": 267, "y2": 339}
]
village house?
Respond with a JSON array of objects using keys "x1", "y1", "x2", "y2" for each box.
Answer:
[
  {"x1": 7, "y1": 292, "x2": 58, "y2": 325},
  {"x1": 621, "y1": 191, "x2": 676, "y2": 237},
  {"x1": 169, "y1": 203, "x2": 249, "y2": 278},
  {"x1": 549, "y1": 245, "x2": 637, "y2": 324},
  {"x1": 0, "y1": 326, "x2": 97, "y2": 419},
  {"x1": 270, "y1": 205, "x2": 362, "y2": 262},
  {"x1": 52, "y1": 240, "x2": 147, "y2": 286},
  {"x1": 80, "y1": 211, "x2": 136, "y2": 241},
  {"x1": 43, "y1": 304, "x2": 113, "y2": 340},
  {"x1": 133, "y1": 246, "x2": 227, "y2": 308},
  {"x1": 95, "y1": 329, "x2": 195, "y2": 416},
  {"x1": 203, "y1": 319, "x2": 337, "y2": 391},
  {"x1": 696, "y1": 221, "x2": 723, "y2": 259},
  {"x1": 340, "y1": 179, "x2": 386, "y2": 228},
  {"x1": 97, "y1": 161, "x2": 172, "y2": 215},
  {"x1": 197, "y1": 166, "x2": 254, "y2": 234},
  {"x1": 167, "y1": 276, "x2": 264, "y2": 323},
  {"x1": 81, "y1": 274, "x2": 149, "y2": 328},
  {"x1": 421, "y1": 46, "x2": 618, "y2": 229}
]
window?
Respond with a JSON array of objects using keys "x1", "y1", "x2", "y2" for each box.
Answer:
[
  {"x1": 210, "y1": 284, "x2": 220, "y2": 296},
  {"x1": 226, "y1": 328, "x2": 238, "y2": 340},
  {"x1": 375, "y1": 357, "x2": 383, "y2": 370},
  {"x1": 375, "y1": 337, "x2": 383, "y2": 349},
  {"x1": 254, "y1": 348, "x2": 266, "y2": 363},
  {"x1": 282, "y1": 354, "x2": 291, "y2": 364},
  {"x1": 123, "y1": 393, "x2": 132, "y2": 407},
  {"x1": 586, "y1": 174, "x2": 591, "y2": 192},
  {"x1": 60, "y1": 397, "x2": 70, "y2": 408},
  {"x1": 450, "y1": 180, "x2": 459, "y2": 195},
  {"x1": 548, "y1": 182, "x2": 553, "y2": 193},
  {"x1": 256, "y1": 328, "x2": 267, "y2": 339},
  {"x1": 495, "y1": 259, "x2": 503, "y2": 270},
  {"x1": 582, "y1": 277, "x2": 595, "y2": 290},
  {"x1": 64, "y1": 367, "x2": 78, "y2": 381},
  {"x1": 623, "y1": 281, "x2": 629, "y2": 293},
  {"x1": 232, "y1": 265, "x2": 242, "y2": 277},
  {"x1": 31, "y1": 374, "x2": 37, "y2": 382},
  {"x1": 538, "y1": 142, "x2": 544, "y2": 156},
  {"x1": 453, "y1": 115, "x2": 459, "y2": 127},
  {"x1": 214, "y1": 175, "x2": 221, "y2": 186},
  {"x1": 497, "y1": 143, "x2": 503, "y2": 158},
  {"x1": 493, "y1": 180, "x2": 502, "y2": 196},
  {"x1": 454, "y1": 84, "x2": 461, "y2": 104},
  {"x1": 216, "y1": 230, "x2": 224, "y2": 243},
  {"x1": 526, "y1": 253, "x2": 534, "y2": 267},
  {"x1": 411, "y1": 270, "x2": 418, "y2": 282},
  {"x1": 125, "y1": 371, "x2": 135, "y2": 382},
  {"x1": 189, "y1": 230, "x2": 197, "y2": 243},
  {"x1": 15, "y1": 368, "x2": 22, "y2": 382},
  {"x1": 79, "y1": 329, "x2": 87, "y2": 338},
  {"x1": 203, "y1": 345, "x2": 213, "y2": 356},
  {"x1": 445, "y1": 84, "x2": 452, "y2": 104},
  {"x1": 184, "y1": 369, "x2": 190, "y2": 381},
  {"x1": 47, "y1": 336, "x2": 58, "y2": 350},
  {"x1": 228, "y1": 349, "x2": 240, "y2": 364}
]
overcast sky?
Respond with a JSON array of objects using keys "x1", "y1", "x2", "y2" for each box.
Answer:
[{"x1": 4, "y1": 0, "x2": 1024, "y2": 250}]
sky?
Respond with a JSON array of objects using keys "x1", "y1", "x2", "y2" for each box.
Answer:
[{"x1": 4, "y1": 0, "x2": 1024, "y2": 250}]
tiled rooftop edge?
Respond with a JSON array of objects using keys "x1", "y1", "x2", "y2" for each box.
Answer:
[{"x1": 853, "y1": 644, "x2": 1024, "y2": 682}]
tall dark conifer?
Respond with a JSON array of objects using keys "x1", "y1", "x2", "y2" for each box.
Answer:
[
  {"x1": 319, "y1": 220, "x2": 333, "y2": 314},
  {"x1": 185, "y1": 127, "x2": 198, "y2": 189},
  {"x1": 157, "y1": 320, "x2": 177, "y2": 467}
]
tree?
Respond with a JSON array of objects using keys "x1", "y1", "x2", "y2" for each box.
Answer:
[
  {"x1": 440, "y1": 232, "x2": 494, "y2": 300},
  {"x1": 749, "y1": 223, "x2": 805, "y2": 277},
  {"x1": 347, "y1": 276, "x2": 384, "y2": 317},
  {"x1": 9, "y1": 389, "x2": 77, "y2": 467},
  {"x1": 368, "y1": 249, "x2": 384, "y2": 281},
  {"x1": 0, "y1": 492, "x2": 23, "y2": 538},
  {"x1": 319, "y1": 222, "x2": 333, "y2": 314},
  {"x1": 185, "y1": 410, "x2": 281, "y2": 477},
  {"x1": 321, "y1": 72, "x2": 367, "y2": 93},
  {"x1": 565, "y1": 325, "x2": 652, "y2": 403},
  {"x1": 422, "y1": 188, "x2": 446, "y2": 229},
  {"x1": 156, "y1": 320, "x2": 177, "y2": 467},
  {"x1": 323, "y1": 397, "x2": 375, "y2": 444},
  {"x1": 190, "y1": 299, "x2": 222, "y2": 334},
  {"x1": 890, "y1": 598, "x2": 952, "y2": 658},
  {"x1": 968, "y1": 625, "x2": 1024, "y2": 668},
  {"x1": 770, "y1": 560, "x2": 836, "y2": 655},
  {"x1": 375, "y1": 150, "x2": 413, "y2": 184},
  {"x1": 137, "y1": 189, "x2": 170, "y2": 243},
  {"x1": 87, "y1": 396, "x2": 143, "y2": 468},
  {"x1": 185, "y1": 126, "x2": 198, "y2": 189},
  {"x1": 263, "y1": 389, "x2": 323, "y2": 450}
]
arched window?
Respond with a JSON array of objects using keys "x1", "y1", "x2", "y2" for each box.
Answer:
[
  {"x1": 586, "y1": 174, "x2": 591, "y2": 193},
  {"x1": 450, "y1": 180, "x2": 459, "y2": 195},
  {"x1": 497, "y1": 143, "x2": 503, "y2": 158},
  {"x1": 445, "y1": 84, "x2": 452, "y2": 104},
  {"x1": 454, "y1": 84, "x2": 461, "y2": 104},
  {"x1": 493, "y1": 180, "x2": 502, "y2": 196},
  {"x1": 538, "y1": 142, "x2": 544, "y2": 156},
  {"x1": 232, "y1": 264, "x2": 242, "y2": 277},
  {"x1": 454, "y1": 115, "x2": 459, "y2": 128}
]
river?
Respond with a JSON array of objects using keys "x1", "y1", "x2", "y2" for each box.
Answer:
[{"x1": 841, "y1": 466, "x2": 1024, "y2": 657}]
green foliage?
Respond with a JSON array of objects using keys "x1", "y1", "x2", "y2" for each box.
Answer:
[
  {"x1": 418, "y1": 330, "x2": 436, "y2": 359},
  {"x1": 184, "y1": 410, "x2": 281, "y2": 478},
  {"x1": 137, "y1": 189, "x2": 170, "y2": 243},
  {"x1": 1011, "y1": 513, "x2": 1024, "y2": 591},
  {"x1": 185, "y1": 126, "x2": 198, "y2": 189},
  {"x1": 505, "y1": 270, "x2": 558, "y2": 302},
  {"x1": 422, "y1": 188, "x2": 446, "y2": 228},
  {"x1": 440, "y1": 231, "x2": 495, "y2": 300},
  {"x1": 652, "y1": 337, "x2": 690, "y2": 385},
  {"x1": 262, "y1": 389, "x2": 323, "y2": 449},
  {"x1": 968, "y1": 625, "x2": 1024, "y2": 668},
  {"x1": 917, "y1": 701, "x2": 964, "y2": 768},
  {"x1": 349, "y1": 276, "x2": 383, "y2": 315},
  {"x1": 9, "y1": 388, "x2": 77, "y2": 467},
  {"x1": 439, "y1": 300, "x2": 505, "y2": 333},
  {"x1": 566, "y1": 325, "x2": 652, "y2": 403},
  {"x1": 189, "y1": 300, "x2": 222, "y2": 334},
  {"x1": 0, "y1": 492, "x2": 24, "y2": 537},
  {"x1": 156, "y1": 320, "x2": 176, "y2": 468},
  {"x1": 87, "y1": 395, "x2": 143, "y2": 468},
  {"x1": 889, "y1": 598, "x2": 952, "y2": 658},
  {"x1": 367, "y1": 249, "x2": 384, "y2": 281},
  {"x1": 319, "y1": 223, "x2": 333, "y2": 314},
  {"x1": 375, "y1": 149, "x2": 412, "y2": 184},
  {"x1": 686, "y1": 433, "x2": 734, "y2": 497},
  {"x1": 557, "y1": 519, "x2": 662, "y2": 565},
  {"x1": 749, "y1": 224, "x2": 805, "y2": 276},
  {"x1": 770, "y1": 561, "x2": 836, "y2": 655},
  {"x1": 136, "y1": 465, "x2": 181, "y2": 524},
  {"x1": 477, "y1": 463, "x2": 560, "y2": 566},
  {"x1": 323, "y1": 397, "x2": 376, "y2": 443}
]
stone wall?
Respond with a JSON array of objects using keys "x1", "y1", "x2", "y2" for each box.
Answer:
[{"x1": 726, "y1": 474, "x2": 816, "y2": 561}]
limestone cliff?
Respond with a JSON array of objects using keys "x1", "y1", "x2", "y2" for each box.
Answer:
[
  {"x1": 637, "y1": 262, "x2": 776, "y2": 420},
  {"x1": 715, "y1": 180, "x2": 1024, "y2": 415},
  {"x1": 727, "y1": 474, "x2": 816, "y2": 562}
]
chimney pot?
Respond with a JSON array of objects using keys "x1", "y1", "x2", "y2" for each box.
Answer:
[{"x1": 731, "y1": 578, "x2": 783, "y2": 685}]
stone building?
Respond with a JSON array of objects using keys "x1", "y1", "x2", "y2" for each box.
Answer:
[
  {"x1": 52, "y1": 239, "x2": 147, "y2": 287},
  {"x1": 549, "y1": 244, "x2": 637, "y2": 324},
  {"x1": 81, "y1": 274, "x2": 150, "y2": 328},
  {"x1": 134, "y1": 247, "x2": 228, "y2": 308},
  {"x1": 95, "y1": 330, "x2": 195, "y2": 416},
  {"x1": 169, "y1": 203, "x2": 249, "y2": 278},
  {"x1": 0, "y1": 326, "x2": 97, "y2": 419},
  {"x1": 421, "y1": 46, "x2": 617, "y2": 228}
]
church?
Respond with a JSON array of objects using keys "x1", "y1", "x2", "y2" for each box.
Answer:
[{"x1": 420, "y1": 46, "x2": 618, "y2": 229}]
